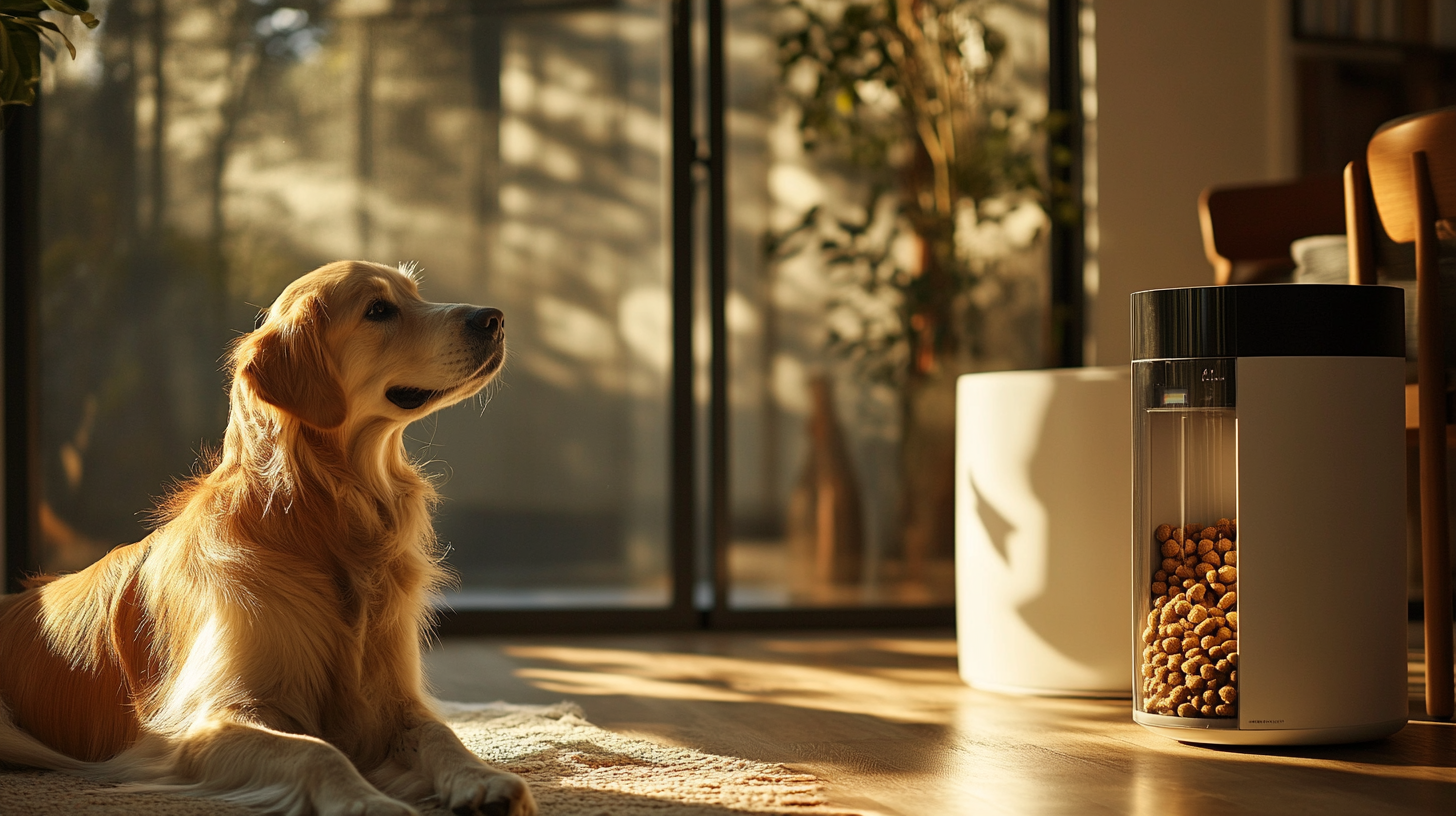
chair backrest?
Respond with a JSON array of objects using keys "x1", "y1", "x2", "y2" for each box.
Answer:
[
  {"x1": 1198, "y1": 175, "x2": 1346, "y2": 285},
  {"x1": 1348, "y1": 106, "x2": 1456, "y2": 285},
  {"x1": 1366, "y1": 106, "x2": 1456, "y2": 244}
]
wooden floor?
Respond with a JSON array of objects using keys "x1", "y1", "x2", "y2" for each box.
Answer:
[{"x1": 425, "y1": 626, "x2": 1456, "y2": 816}]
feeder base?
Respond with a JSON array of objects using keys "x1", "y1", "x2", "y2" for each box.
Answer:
[{"x1": 1134, "y1": 711, "x2": 1407, "y2": 746}]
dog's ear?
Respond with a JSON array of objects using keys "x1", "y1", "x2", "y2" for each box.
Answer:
[{"x1": 239, "y1": 299, "x2": 347, "y2": 431}]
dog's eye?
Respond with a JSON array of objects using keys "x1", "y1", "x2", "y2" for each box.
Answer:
[
  {"x1": 253, "y1": 309, "x2": 268, "y2": 331},
  {"x1": 364, "y1": 300, "x2": 397, "y2": 322}
]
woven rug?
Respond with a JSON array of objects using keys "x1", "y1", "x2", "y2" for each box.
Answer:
[{"x1": 0, "y1": 702, "x2": 844, "y2": 815}]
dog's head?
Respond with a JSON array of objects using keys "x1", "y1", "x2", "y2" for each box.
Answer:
[{"x1": 235, "y1": 261, "x2": 505, "y2": 431}]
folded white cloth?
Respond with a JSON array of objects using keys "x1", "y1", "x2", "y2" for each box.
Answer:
[{"x1": 1291, "y1": 234, "x2": 1350, "y2": 284}]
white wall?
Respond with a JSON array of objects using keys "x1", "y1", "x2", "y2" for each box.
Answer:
[{"x1": 1089, "y1": 1, "x2": 1294, "y2": 365}]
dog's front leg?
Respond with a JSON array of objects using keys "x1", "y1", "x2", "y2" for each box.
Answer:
[
  {"x1": 170, "y1": 719, "x2": 418, "y2": 816},
  {"x1": 387, "y1": 718, "x2": 535, "y2": 816}
]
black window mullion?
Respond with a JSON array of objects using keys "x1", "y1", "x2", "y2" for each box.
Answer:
[
  {"x1": 669, "y1": 0, "x2": 699, "y2": 623},
  {"x1": 1048, "y1": 0, "x2": 1085, "y2": 367},
  {"x1": 705, "y1": 0, "x2": 730, "y2": 622},
  {"x1": 3, "y1": 100, "x2": 42, "y2": 594}
]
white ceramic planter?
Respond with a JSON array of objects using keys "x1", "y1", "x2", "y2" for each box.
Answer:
[{"x1": 955, "y1": 367, "x2": 1132, "y2": 697}]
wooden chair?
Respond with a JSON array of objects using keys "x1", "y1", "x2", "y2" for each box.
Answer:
[
  {"x1": 1198, "y1": 175, "x2": 1346, "y2": 285},
  {"x1": 1346, "y1": 106, "x2": 1456, "y2": 720}
]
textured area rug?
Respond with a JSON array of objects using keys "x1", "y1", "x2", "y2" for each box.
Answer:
[{"x1": 0, "y1": 702, "x2": 845, "y2": 815}]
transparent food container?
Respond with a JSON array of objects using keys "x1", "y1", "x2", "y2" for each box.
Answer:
[{"x1": 1133, "y1": 358, "x2": 1240, "y2": 725}]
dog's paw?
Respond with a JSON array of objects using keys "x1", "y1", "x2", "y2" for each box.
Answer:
[
  {"x1": 333, "y1": 794, "x2": 421, "y2": 816},
  {"x1": 439, "y1": 768, "x2": 535, "y2": 816}
]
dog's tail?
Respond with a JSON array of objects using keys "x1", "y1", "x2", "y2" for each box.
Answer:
[{"x1": 0, "y1": 705, "x2": 90, "y2": 773}]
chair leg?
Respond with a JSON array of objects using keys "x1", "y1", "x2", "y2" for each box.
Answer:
[
  {"x1": 1414, "y1": 150, "x2": 1454, "y2": 720},
  {"x1": 1418, "y1": 409, "x2": 1454, "y2": 721}
]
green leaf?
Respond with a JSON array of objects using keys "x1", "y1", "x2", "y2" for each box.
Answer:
[
  {"x1": 0, "y1": 0, "x2": 101, "y2": 123},
  {"x1": 0, "y1": 16, "x2": 41, "y2": 108},
  {"x1": 42, "y1": 0, "x2": 98, "y2": 29},
  {"x1": 5, "y1": 14, "x2": 74, "y2": 58}
]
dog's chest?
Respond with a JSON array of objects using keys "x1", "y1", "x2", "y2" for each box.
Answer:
[
  {"x1": 228, "y1": 488, "x2": 437, "y2": 745},
  {"x1": 309, "y1": 567, "x2": 429, "y2": 755}
]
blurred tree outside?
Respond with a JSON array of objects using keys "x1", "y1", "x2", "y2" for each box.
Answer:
[{"x1": 37, "y1": 0, "x2": 675, "y2": 607}]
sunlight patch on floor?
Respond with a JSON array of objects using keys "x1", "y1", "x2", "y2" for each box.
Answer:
[
  {"x1": 504, "y1": 644, "x2": 965, "y2": 724},
  {"x1": 757, "y1": 637, "x2": 959, "y2": 658}
]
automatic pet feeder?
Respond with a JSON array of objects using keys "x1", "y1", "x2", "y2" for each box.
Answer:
[{"x1": 1131, "y1": 284, "x2": 1409, "y2": 745}]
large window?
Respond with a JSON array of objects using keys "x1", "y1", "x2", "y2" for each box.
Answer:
[{"x1": 4, "y1": 0, "x2": 1081, "y2": 629}]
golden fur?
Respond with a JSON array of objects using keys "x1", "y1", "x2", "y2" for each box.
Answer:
[{"x1": 0, "y1": 261, "x2": 533, "y2": 815}]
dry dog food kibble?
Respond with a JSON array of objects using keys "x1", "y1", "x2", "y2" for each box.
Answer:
[{"x1": 1141, "y1": 518, "x2": 1238, "y2": 719}]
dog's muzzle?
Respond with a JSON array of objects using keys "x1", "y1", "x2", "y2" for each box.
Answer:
[{"x1": 385, "y1": 307, "x2": 506, "y2": 411}]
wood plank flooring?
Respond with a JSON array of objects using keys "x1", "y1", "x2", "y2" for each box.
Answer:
[{"x1": 424, "y1": 628, "x2": 1456, "y2": 816}]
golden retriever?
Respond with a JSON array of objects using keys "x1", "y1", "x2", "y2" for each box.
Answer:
[{"x1": 0, "y1": 261, "x2": 535, "y2": 815}]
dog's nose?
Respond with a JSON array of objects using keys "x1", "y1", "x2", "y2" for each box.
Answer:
[{"x1": 468, "y1": 307, "x2": 504, "y2": 338}]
